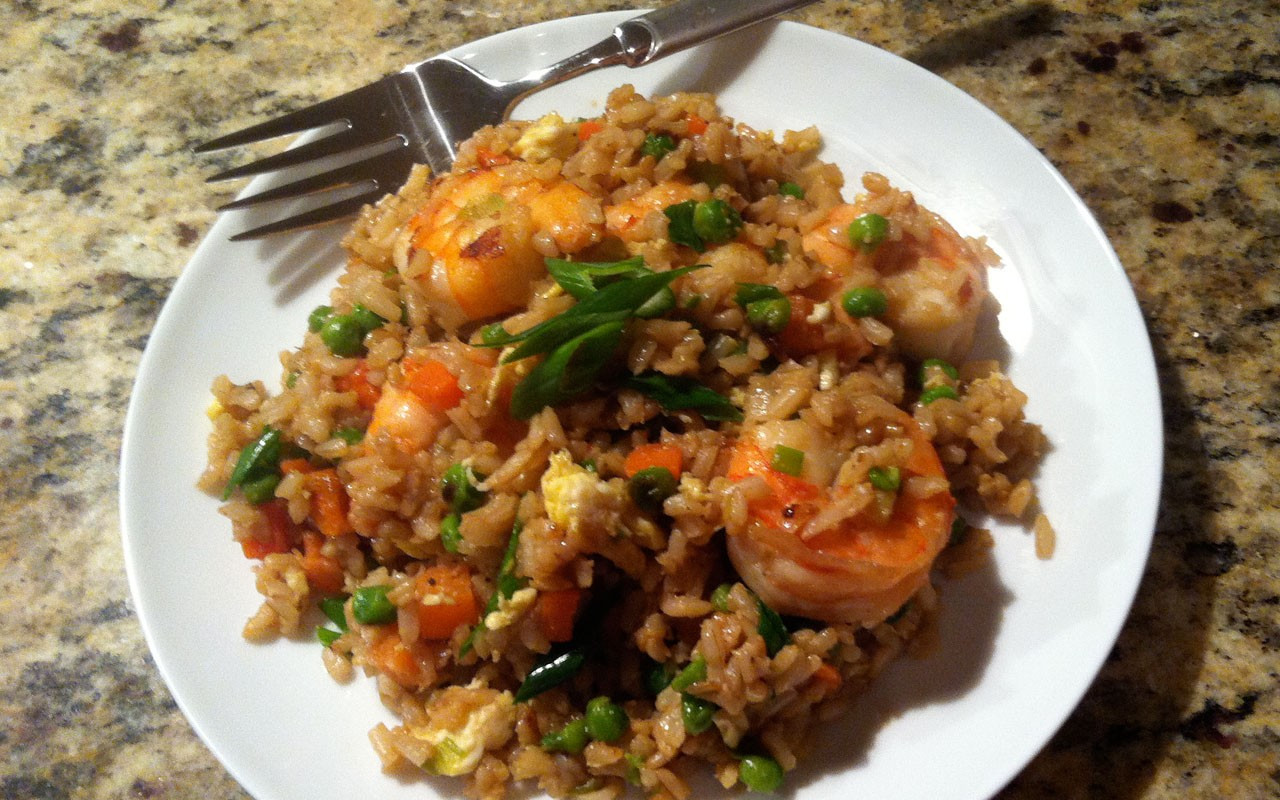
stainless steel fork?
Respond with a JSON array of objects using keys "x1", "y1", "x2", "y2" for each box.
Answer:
[{"x1": 196, "y1": 0, "x2": 819, "y2": 241}]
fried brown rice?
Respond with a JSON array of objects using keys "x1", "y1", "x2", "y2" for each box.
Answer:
[{"x1": 200, "y1": 85, "x2": 1047, "y2": 799}]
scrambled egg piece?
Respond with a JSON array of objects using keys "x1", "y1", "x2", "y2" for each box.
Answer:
[
  {"x1": 806, "y1": 301, "x2": 832, "y2": 325},
  {"x1": 540, "y1": 450, "x2": 626, "y2": 537},
  {"x1": 205, "y1": 397, "x2": 224, "y2": 420},
  {"x1": 411, "y1": 683, "x2": 515, "y2": 776},
  {"x1": 483, "y1": 585, "x2": 536, "y2": 631},
  {"x1": 678, "y1": 475, "x2": 711, "y2": 506},
  {"x1": 512, "y1": 113, "x2": 577, "y2": 163}
]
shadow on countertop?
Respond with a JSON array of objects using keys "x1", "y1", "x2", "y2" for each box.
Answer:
[
  {"x1": 902, "y1": 2, "x2": 1058, "y2": 73},
  {"x1": 998, "y1": 333, "x2": 1225, "y2": 798}
]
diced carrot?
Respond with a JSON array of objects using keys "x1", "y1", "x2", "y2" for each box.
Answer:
[
  {"x1": 305, "y1": 468, "x2": 353, "y2": 537},
  {"x1": 335, "y1": 360, "x2": 380, "y2": 411},
  {"x1": 777, "y1": 295, "x2": 828, "y2": 355},
  {"x1": 415, "y1": 563, "x2": 480, "y2": 640},
  {"x1": 535, "y1": 588, "x2": 582, "y2": 643},
  {"x1": 624, "y1": 443, "x2": 684, "y2": 479},
  {"x1": 811, "y1": 662, "x2": 842, "y2": 694},
  {"x1": 369, "y1": 631, "x2": 427, "y2": 688},
  {"x1": 279, "y1": 458, "x2": 314, "y2": 475},
  {"x1": 241, "y1": 499, "x2": 294, "y2": 559},
  {"x1": 685, "y1": 114, "x2": 708, "y2": 136},
  {"x1": 401, "y1": 357, "x2": 464, "y2": 413},
  {"x1": 301, "y1": 532, "x2": 345, "y2": 594},
  {"x1": 475, "y1": 147, "x2": 512, "y2": 167},
  {"x1": 577, "y1": 119, "x2": 604, "y2": 141}
]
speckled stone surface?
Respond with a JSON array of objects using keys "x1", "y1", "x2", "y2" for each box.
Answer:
[{"x1": 1, "y1": 0, "x2": 1276, "y2": 797}]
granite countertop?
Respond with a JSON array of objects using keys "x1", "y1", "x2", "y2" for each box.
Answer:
[{"x1": 2, "y1": 0, "x2": 1276, "y2": 797}]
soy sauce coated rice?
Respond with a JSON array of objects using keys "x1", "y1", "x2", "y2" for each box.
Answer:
[{"x1": 200, "y1": 86, "x2": 1047, "y2": 799}]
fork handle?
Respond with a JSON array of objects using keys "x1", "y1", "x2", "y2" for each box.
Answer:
[
  {"x1": 514, "y1": 0, "x2": 820, "y2": 110},
  {"x1": 616, "y1": 0, "x2": 822, "y2": 65}
]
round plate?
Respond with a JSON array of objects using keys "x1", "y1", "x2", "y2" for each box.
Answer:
[{"x1": 121, "y1": 11, "x2": 1162, "y2": 800}]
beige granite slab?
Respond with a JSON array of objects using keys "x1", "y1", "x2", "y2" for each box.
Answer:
[{"x1": 1, "y1": 0, "x2": 1276, "y2": 797}]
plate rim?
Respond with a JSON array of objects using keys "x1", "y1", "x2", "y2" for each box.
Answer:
[{"x1": 120, "y1": 11, "x2": 1163, "y2": 800}]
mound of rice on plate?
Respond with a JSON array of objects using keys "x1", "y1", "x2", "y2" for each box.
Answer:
[{"x1": 200, "y1": 85, "x2": 1048, "y2": 799}]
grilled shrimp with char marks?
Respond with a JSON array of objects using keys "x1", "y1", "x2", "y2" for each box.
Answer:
[{"x1": 394, "y1": 164, "x2": 604, "y2": 329}]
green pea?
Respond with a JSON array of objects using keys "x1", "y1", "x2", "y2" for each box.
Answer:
[
  {"x1": 670, "y1": 655, "x2": 707, "y2": 692},
  {"x1": 919, "y1": 385, "x2": 960, "y2": 404},
  {"x1": 241, "y1": 472, "x2": 281, "y2": 505},
  {"x1": 746, "y1": 297, "x2": 791, "y2": 335},
  {"x1": 558, "y1": 718, "x2": 589, "y2": 754},
  {"x1": 441, "y1": 463, "x2": 487, "y2": 513},
  {"x1": 541, "y1": 717, "x2": 590, "y2": 754},
  {"x1": 351, "y1": 585, "x2": 396, "y2": 625},
  {"x1": 770, "y1": 445, "x2": 804, "y2": 477},
  {"x1": 847, "y1": 212, "x2": 889, "y2": 251},
  {"x1": 680, "y1": 694, "x2": 717, "y2": 735},
  {"x1": 308, "y1": 305, "x2": 335, "y2": 332},
  {"x1": 841, "y1": 287, "x2": 888, "y2": 318},
  {"x1": 641, "y1": 132, "x2": 676, "y2": 160},
  {"x1": 920, "y1": 357, "x2": 959, "y2": 382},
  {"x1": 316, "y1": 626, "x2": 342, "y2": 647},
  {"x1": 710, "y1": 583, "x2": 734, "y2": 613},
  {"x1": 440, "y1": 513, "x2": 463, "y2": 554},
  {"x1": 319, "y1": 314, "x2": 365, "y2": 357},
  {"x1": 738, "y1": 754, "x2": 784, "y2": 793},
  {"x1": 629, "y1": 466, "x2": 678, "y2": 513},
  {"x1": 867, "y1": 465, "x2": 901, "y2": 491},
  {"x1": 333, "y1": 426, "x2": 364, "y2": 445},
  {"x1": 734, "y1": 283, "x2": 784, "y2": 306},
  {"x1": 585, "y1": 696, "x2": 628, "y2": 742},
  {"x1": 692, "y1": 199, "x2": 743, "y2": 244},
  {"x1": 778, "y1": 181, "x2": 805, "y2": 199},
  {"x1": 350, "y1": 304, "x2": 387, "y2": 334}
]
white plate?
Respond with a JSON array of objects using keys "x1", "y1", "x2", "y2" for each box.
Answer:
[{"x1": 121, "y1": 12, "x2": 1162, "y2": 800}]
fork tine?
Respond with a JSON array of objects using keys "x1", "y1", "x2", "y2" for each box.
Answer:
[
  {"x1": 205, "y1": 128, "x2": 365, "y2": 182},
  {"x1": 217, "y1": 142, "x2": 407, "y2": 211},
  {"x1": 193, "y1": 89, "x2": 366, "y2": 153},
  {"x1": 228, "y1": 188, "x2": 388, "y2": 241}
]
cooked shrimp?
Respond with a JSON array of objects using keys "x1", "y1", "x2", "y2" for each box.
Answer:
[
  {"x1": 364, "y1": 346, "x2": 475, "y2": 452},
  {"x1": 802, "y1": 193, "x2": 989, "y2": 363},
  {"x1": 394, "y1": 165, "x2": 603, "y2": 327},
  {"x1": 604, "y1": 181, "x2": 702, "y2": 242},
  {"x1": 366, "y1": 385, "x2": 445, "y2": 452},
  {"x1": 724, "y1": 411, "x2": 954, "y2": 626}
]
